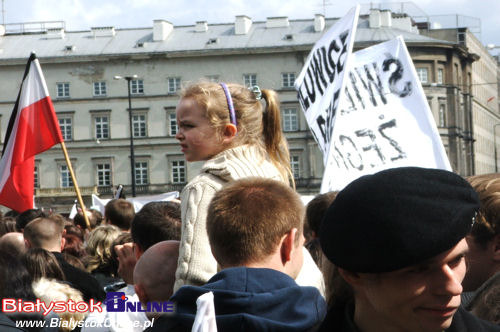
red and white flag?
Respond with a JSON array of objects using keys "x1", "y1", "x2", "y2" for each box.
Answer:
[{"x1": 0, "y1": 53, "x2": 63, "y2": 212}]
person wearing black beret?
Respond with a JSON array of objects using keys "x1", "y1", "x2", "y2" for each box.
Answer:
[{"x1": 318, "y1": 167, "x2": 500, "y2": 332}]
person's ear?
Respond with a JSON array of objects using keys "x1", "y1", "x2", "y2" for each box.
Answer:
[
  {"x1": 492, "y1": 234, "x2": 500, "y2": 262},
  {"x1": 221, "y1": 124, "x2": 237, "y2": 143},
  {"x1": 24, "y1": 239, "x2": 31, "y2": 249},
  {"x1": 60, "y1": 237, "x2": 66, "y2": 251},
  {"x1": 338, "y1": 268, "x2": 362, "y2": 287},
  {"x1": 280, "y1": 228, "x2": 297, "y2": 265},
  {"x1": 133, "y1": 242, "x2": 144, "y2": 260},
  {"x1": 134, "y1": 284, "x2": 148, "y2": 305}
]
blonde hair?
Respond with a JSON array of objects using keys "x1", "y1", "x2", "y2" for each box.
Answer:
[
  {"x1": 181, "y1": 81, "x2": 293, "y2": 185},
  {"x1": 84, "y1": 225, "x2": 121, "y2": 274},
  {"x1": 33, "y1": 278, "x2": 86, "y2": 332}
]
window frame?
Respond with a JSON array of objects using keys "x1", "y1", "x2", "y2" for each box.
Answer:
[
  {"x1": 281, "y1": 73, "x2": 296, "y2": 88},
  {"x1": 93, "y1": 81, "x2": 107, "y2": 97},
  {"x1": 134, "y1": 160, "x2": 149, "y2": 185},
  {"x1": 56, "y1": 82, "x2": 70, "y2": 98},
  {"x1": 94, "y1": 114, "x2": 110, "y2": 140},
  {"x1": 243, "y1": 74, "x2": 257, "y2": 87},
  {"x1": 416, "y1": 67, "x2": 429, "y2": 84},
  {"x1": 60, "y1": 164, "x2": 74, "y2": 188},
  {"x1": 171, "y1": 160, "x2": 186, "y2": 184},
  {"x1": 283, "y1": 108, "x2": 299, "y2": 132},
  {"x1": 58, "y1": 116, "x2": 73, "y2": 141},
  {"x1": 131, "y1": 79, "x2": 144, "y2": 95},
  {"x1": 167, "y1": 77, "x2": 181, "y2": 94},
  {"x1": 290, "y1": 155, "x2": 301, "y2": 179},
  {"x1": 96, "y1": 162, "x2": 112, "y2": 187},
  {"x1": 131, "y1": 112, "x2": 148, "y2": 138}
]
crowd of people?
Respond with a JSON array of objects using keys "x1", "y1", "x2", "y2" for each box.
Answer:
[{"x1": 0, "y1": 81, "x2": 498, "y2": 331}]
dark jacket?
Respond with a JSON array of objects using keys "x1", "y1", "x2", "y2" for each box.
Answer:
[
  {"x1": 52, "y1": 252, "x2": 105, "y2": 302},
  {"x1": 146, "y1": 267, "x2": 326, "y2": 331},
  {"x1": 318, "y1": 303, "x2": 500, "y2": 332},
  {"x1": 0, "y1": 312, "x2": 25, "y2": 332}
]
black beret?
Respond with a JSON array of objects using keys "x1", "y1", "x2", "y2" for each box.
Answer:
[{"x1": 320, "y1": 167, "x2": 479, "y2": 273}]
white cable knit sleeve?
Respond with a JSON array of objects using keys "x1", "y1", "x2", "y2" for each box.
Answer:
[{"x1": 174, "y1": 181, "x2": 219, "y2": 292}]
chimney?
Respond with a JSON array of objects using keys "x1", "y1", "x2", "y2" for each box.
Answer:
[
  {"x1": 46, "y1": 28, "x2": 65, "y2": 39},
  {"x1": 91, "y1": 26, "x2": 115, "y2": 37},
  {"x1": 380, "y1": 10, "x2": 392, "y2": 27},
  {"x1": 266, "y1": 17, "x2": 289, "y2": 28},
  {"x1": 195, "y1": 21, "x2": 208, "y2": 32},
  {"x1": 369, "y1": 9, "x2": 381, "y2": 28},
  {"x1": 314, "y1": 14, "x2": 325, "y2": 32},
  {"x1": 235, "y1": 15, "x2": 252, "y2": 35},
  {"x1": 153, "y1": 19, "x2": 173, "y2": 41}
]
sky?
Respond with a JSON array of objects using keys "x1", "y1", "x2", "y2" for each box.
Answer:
[{"x1": 2, "y1": 0, "x2": 500, "y2": 52}]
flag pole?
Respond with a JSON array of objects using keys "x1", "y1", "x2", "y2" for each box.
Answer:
[{"x1": 59, "y1": 140, "x2": 91, "y2": 229}]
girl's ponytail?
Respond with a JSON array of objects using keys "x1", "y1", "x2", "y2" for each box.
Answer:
[{"x1": 261, "y1": 89, "x2": 294, "y2": 187}]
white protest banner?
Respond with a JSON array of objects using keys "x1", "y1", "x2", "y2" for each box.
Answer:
[
  {"x1": 295, "y1": 5, "x2": 359, "y2": 163},
  {"x1": 90, "y1": 191, "x2": 179, "y2": 214},
  {"x1": 320, "y1": 36, "x2": 451, "y2": 192}
]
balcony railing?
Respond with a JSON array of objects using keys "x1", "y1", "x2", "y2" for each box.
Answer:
[{"x1": 35, "y1": 183, "x2": 186, "y2": 198}]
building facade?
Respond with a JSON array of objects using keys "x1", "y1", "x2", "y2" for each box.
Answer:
[{"x1": 0, "y1": 9, "x2": 497, "y2": 212}]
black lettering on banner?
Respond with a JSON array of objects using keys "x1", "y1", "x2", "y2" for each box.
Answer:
[
  {"x1": 308, "y1": 52, "x2": 328, "y2": 95},
  {"x1": 297, "y1": 29, "x2": 351, "y2": 112},
  {"x1": 339, "y1": 135, "x2": 363, "y2": 170},
  {"x1": 316, "y1": 88, "x2": 341, "y2": 151},
  {"x1": 329, "y1": 143, "x2": 346, "y2": 169},
  {"x1": 335, "y1": 31, "x2": 349, "y2": 74},
  {"x1": 324, "y1": 42, "x2": 337, "y2": 82},
  {"x1": 378, "y1": 119, "x2": 406, "y2": 161},
  {"x1": 362, "y1": 63, "x2": 387, "y2": 107},
  {"x1": 342, "y1": 87, "x2": 356, "y2": 114},
  {"x1": 304, "y1": 70, "x2": 317, "y2": 104},
  {"x1": 349, "y1": 71, "x2": 365, "y2": 109},
  {"x1": 382, "y1": 57, "x2": 412, "y2": 98},
  {"x1": 355, "y1": 128, "x2": 385, "y2": 167},
  {"x1": 297, "y1": 90, "x2": 310, "y2": 110}
]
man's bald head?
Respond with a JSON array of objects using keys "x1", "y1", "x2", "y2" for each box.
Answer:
[
  {"x1": 23, "y1": 217, "x2": 65, "y2": 252},
  {"x1": 0, "y1": 232, "x2": 26, "y2": 257},
  {"x1": 134, "y1": 240, "x2": 179, "y2": 304}
]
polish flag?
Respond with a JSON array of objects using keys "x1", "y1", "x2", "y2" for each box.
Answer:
[{"x1": 0, "y1": 53, "x2": 63, "y2": 212}]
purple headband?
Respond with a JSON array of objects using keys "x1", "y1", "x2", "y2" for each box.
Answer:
[{"x1": 219, "y1": 83, "x2": 237, "y2": 126}]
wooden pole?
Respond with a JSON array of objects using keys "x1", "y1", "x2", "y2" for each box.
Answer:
[{"x1": 59, "y1": 141, "x2": 91, "y2": 229}]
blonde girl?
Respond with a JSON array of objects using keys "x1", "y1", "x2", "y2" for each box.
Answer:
[{"x1": 174, "y1": 81, "x2": 294, "y2": 290}]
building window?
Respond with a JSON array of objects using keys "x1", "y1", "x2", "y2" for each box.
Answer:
[
  {"x1": 132, "y1": 114, "x2": 147, "y2": 138},
  {"x1": 437, "y1": 68, "x2": 444, "y2": 84},
  {"x1": 58, "y1": 117, "x2": 72, "y2": 140},
  {"x1": 60, "y1": 165, "x2": 73, "y2": 188},
  {"x1": 169, "y1": 113, "x2": 178, "y2": 136},
  {"x1": 167, "y1": 77, "x2": 181, "y2": 93},
  {"x1": 282, "y1": 73, "x2": 296, "y2": 88},
  {"x1": 243, "y1": 74, "x2": 257, "y2": 87},
  {"x1": 34, "y1": 165, "x2": 39, "y2": 188},
  {"x1": 206, "y1": 75, "x2": 219, "y2": 82},
  {"x1": 171, "y1": 160, "x2": 186, "y2": 184},
  {"x1": 290, "y1": 155, "x2": 300, "y2": 179},
  {"x1": 134, "y1": 161, "x2": 148, "y2": 185},
  {"x1": 93, "y1": 81, "x2": 107, "y2": 96},
  {"x1": 57, "y1": 82, "x2": 70, "y2": 98},
  {"x1": 416, "y1": 68, "x2": 428, "y2": 84},
  {"x1": 439, "y1": 104, "x2": 446, "y2": 127},
  {"x1": 131, "y1": 79, "x2": 144, "y2": 95},
  {"x1": 95, "y1": 116, "x2": 109, "y2": 139},
  {"x1": 96, "y1": 163, "x2": 112, "y2": 187},
  {"x1": 283, "y1": 108, "x2": 299, "y2": 132}
]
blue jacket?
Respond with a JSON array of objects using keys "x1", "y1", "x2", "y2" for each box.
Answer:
[{"x1": 147, "y1": 267, "x2": 326, "y2": 331}]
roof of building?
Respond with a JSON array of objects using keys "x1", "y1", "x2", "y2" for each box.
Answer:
[{"x1": 0, "y1": 15, "x2": 454, "y2": 61}]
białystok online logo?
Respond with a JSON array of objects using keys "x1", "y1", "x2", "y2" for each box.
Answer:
[{"x1": 105, "y1": 292, "x2": 174, "y2": 313}]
